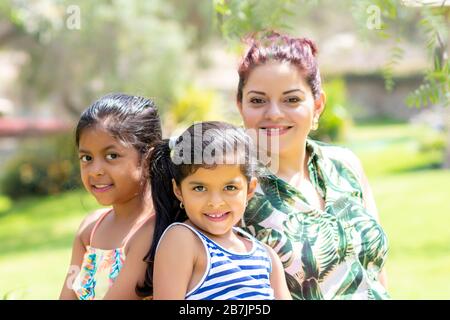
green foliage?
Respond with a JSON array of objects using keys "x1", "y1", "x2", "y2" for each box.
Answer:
[
  {"x1": 1, "y1": 0, "x2": 192, "y2": 116},
  {"x1": 309, "y1": 79, "x2": 352, "y2": 142},
  {"x1": 0, "y1": 195, "x2": 12, "y2": 214},
  {"x1": 164, "y1": 85, "x2": 223, "y2": 134},
  {"x1": 417, "y1": 129, "x2": 447, "y2": 154},
  {"x1": 213, "y1": 0, "x2": 299, "y2": 44},
  {"x1": 0, "y1": 134, "x2": 80, "y2": 199},
  {"x1": 407, "y1": 62, "x2": 450, "y2": 108},
  {"x1": 382, "y1": 40, "x2": 405, "y2": 92},
  {"x1": 350, "y1": 1, "x2": 449, "y2": 108},
  {"x1": 407, "y1": 6, "x2": 449, "y2": 108}
]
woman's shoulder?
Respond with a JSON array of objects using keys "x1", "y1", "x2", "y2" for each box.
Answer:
[{"x1": 310, "y1": 139, "x2": 364, "y2": 178}]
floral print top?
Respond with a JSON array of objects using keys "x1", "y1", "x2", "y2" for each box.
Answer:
[{"x1": 241, "y1": 139, "x2": 389, "y2": 300}]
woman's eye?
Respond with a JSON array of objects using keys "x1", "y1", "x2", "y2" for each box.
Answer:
[
  {"x1": 250, "y1": 97, "x2": 265, "y2": 104},
  {"x1": 224, "y1": 185, "x2": 237, "y2": 191},
  {"x1": 193, "y1": 186, "x2": 206, "y2": 192},
  {"x1": 106, "y1": 153, "x2": 118, "y2": 160},
  {"x1": 79, "y1": 155, "x2": 92, "y2": 162},
  {"x1": 285, "y1": 97, "x2": 301, "y2": 103}
]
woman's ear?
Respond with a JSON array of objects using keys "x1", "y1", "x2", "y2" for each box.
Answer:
[
  {"x1": 246, "y1": 177, "x2": 258, "y2": 201},
  {"x1": 172, "y1": 179, "x2": 183, "y2": 203},
  {"x1": 314, "y1": 90, "x2": 326, "y2": 116},
  {"x1": 237, "y1": 100, "x2": 243, "y2": 115}
]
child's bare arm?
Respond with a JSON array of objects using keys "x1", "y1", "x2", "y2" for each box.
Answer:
[
  {"x1": 59, "y1": 213, "x2": 95, "y2": 300},
  {"x1": 152, "y1": 225, "x2": 198, "y2": 300},
  {"x1": 265, "y1": 244, "x2": 292, "y2": 300}
]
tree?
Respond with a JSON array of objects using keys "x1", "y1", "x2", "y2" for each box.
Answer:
[
  {"x1": 0, "y1": 0, "x2": 192, "y2": 117},
  {"x1": 213, "y1": 0, "x2": 450, "y2": 167}
]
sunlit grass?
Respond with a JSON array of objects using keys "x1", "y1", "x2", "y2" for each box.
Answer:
[
  {"x1": 0, "y1": 190, "x2": 100, "y2": 299},
  {"x1": 345, "y1": 123, "x2": 450, "y2": 299},
  {"x1": 371, "y1": 170, "x2": 450, "y2": 299}
]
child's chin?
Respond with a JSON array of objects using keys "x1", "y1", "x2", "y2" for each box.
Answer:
[{"x1": 94, "y1": 197, "x2": 114, "y2": 206}]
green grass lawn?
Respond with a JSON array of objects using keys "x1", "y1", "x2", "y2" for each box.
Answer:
[
  {"x1": 0, "y1": 122, "x2": 449, "y2": 299},
  {"x1": 346, "y1": 123, "x2": 450, "y2": 299},
  {"x1": 0, "y1": 190, "x2": 100, "y2": 299}
]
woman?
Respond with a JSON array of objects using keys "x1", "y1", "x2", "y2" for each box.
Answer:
[{"x1": 236, "y1": 31, "x2": 389, "y2": 300}]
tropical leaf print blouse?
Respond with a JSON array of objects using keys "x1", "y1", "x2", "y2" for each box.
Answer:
[{"x1": 241, "y1": 139, "x2": 389, "y2": 300}]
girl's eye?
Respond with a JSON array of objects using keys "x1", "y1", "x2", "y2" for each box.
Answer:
[
  {"x1": 79, "y1": 155, "x2": 92, "y2": 162},
  {"x1": 249, "y1": 97, "x2": 266, "y2": 104},
  {"x1": 106, "y1": 153, "x2": 118, "y2": 160},
  {"x1": 224, "y1": 185, "x2": 237, "y2": 191},
  {"x1": 193, "y1": 186, "x2": 206, "y2": 192}
]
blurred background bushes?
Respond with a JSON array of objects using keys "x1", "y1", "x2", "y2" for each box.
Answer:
[{"x1": 0, "y1": 133, "x2": 80, "y2": 199}]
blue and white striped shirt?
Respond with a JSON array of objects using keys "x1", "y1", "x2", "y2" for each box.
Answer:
[{"x1": 159, "y1": 222, "x2": 275, "y2": 300}]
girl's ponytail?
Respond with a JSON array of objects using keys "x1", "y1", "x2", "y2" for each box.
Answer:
[{"x1": 136, "y1": 139, "x2": 186, "y2": 297}]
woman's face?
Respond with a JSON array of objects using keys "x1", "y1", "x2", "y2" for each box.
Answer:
[{"x1": 238, "y1": 61, "x2": 324, "y2": 158}]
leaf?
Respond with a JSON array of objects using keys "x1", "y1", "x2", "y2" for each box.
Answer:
[
  {"x1": 244, "y1": 193, "x2": 275, "y2": 226},
  {"x1": 301, "y1": 239, "x2": 319, "y2": 279},
  {"x1": 332, "y1": 261, "x2": 364, "y2": 299}
]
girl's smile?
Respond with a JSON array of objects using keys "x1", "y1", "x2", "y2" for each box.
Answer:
[
  {"x1": 78, "y1": 125, "x2": 143, "y2": 206},
  {"x1": 203, "y1": 211, "x2": 231, "y2": 222},
  {"x1": 172, "y1": 165, "x2": 256, "y2": 239},
  {"x1": 91, "y1": 183, "x2": 114, "y2": 193}
]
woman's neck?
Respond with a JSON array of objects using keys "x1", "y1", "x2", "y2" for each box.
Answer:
[{"x1": 273, "y1": 141, "x2": 309, "y2": 183}]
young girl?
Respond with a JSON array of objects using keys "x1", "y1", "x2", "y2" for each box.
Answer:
[
  {"x1": 139, "y1": 121, "x2": 291, "y2": 300},
  {"x1": 59, "y1": 93, "x2": 161, "y2": 300}
]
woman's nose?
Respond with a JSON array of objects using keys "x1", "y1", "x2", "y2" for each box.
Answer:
[{"x1": 264, "y1": 102, "x2": 284, "y2": 121}]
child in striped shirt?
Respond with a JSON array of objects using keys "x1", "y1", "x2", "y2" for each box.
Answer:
[{"x1": 137, "y1": 121, "x2": 291, "y2": 300}]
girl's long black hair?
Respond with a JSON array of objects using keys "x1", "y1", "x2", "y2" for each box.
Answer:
[
  {"x1": 136, "y1": 121, "x2": 256, "y2": 297},
  {"x1": 75, "y1": 93, "x2": 162, "y2": 181}
]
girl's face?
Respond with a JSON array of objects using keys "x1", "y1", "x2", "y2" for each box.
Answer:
[
  {"x1": 78, "y1": 125, "x2": 144, "y2": 206},
  {"x1": 172, "y1": 165, "x2": 257, "y2": 238},
  {"x1": 238, "y1": 61, "x2": 325, "y2": 157}
]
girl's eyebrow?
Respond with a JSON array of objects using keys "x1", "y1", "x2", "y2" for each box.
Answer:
[
  {"x1": 188, "y1": 179, "x2": 242, "y2": 186},
  {"x1": 78, "y1": 145, "x2": 118, "y2": 154},
  {"x1": 103, "y1": 145, "x2": 119, "y2": 151},
  {"x1": 188, "y1": 181, "x2": 206, "y2": 185},
  {"x1": 224, "y1": 179, "x2": 241, "y2": 184}
]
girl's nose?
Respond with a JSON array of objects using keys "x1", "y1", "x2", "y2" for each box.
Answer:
[
  {"x1": 207, "y1": 192, "x2": 225, "y2": 208},
  {"x1": 89, "y1": 161, "x2": 105, "y2": 176}
]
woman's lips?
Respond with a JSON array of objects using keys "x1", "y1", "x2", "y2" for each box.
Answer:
[{"x1": 259, "y1": 126, "x2": 293, "y2": 136}]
